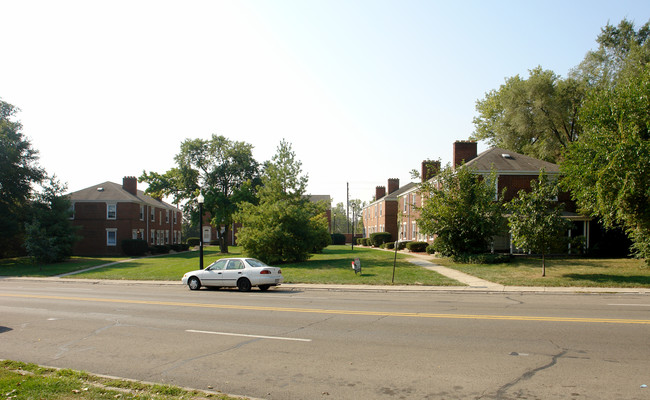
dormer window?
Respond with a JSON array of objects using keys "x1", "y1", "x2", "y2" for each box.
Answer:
[{"x1": 501, "y1": 154, "x2": 514, "y2": 159}]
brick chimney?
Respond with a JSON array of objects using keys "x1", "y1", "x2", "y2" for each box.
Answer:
[
  {"x1": 453, "y1": 140, "x2": 478, "y2": 168},
  {"x1": 421, "y1": 160, "x2": 441, "y2": 182},
  {"x1": 375, "y1": 186, "x2": 386, "y2": 200},
  {"x1": 123, "y1": 176, "x2": 138, "y2": 196},
  {"x1": 387, "y1": 178, "x2": 399, "y2": 195}
]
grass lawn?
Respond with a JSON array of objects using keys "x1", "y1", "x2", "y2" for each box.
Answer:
[
  {"x1": 0, "y1": 360, "x2": 238, "y2": 399},
  {"x1": 435, "y1": 256, "x2": 650, "y2": 288},
  {"x1": 72, "y1": 247, "x2": 234, "y2": 280},
  {"x1": 70, "y1": 245, "x2": 463, "y2": 286},
  {"x1": 280, "y1": 246, "x2": 462, "y2": 286},
  {"x1": 0, "y1": 256, "x2": 126, "y2": 277}
]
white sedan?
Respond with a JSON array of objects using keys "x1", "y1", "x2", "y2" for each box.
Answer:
[{"x1": 181, "y1": 258, "x2": 283, "y2": 291}]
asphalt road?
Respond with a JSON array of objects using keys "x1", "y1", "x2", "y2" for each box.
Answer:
[{"x1": 1, "y1": 279, "x2": 649, "y2": 399}]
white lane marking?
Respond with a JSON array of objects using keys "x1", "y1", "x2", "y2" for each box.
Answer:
[{"x1": 186, "y1": 329, "x2": 312, "y2": 342}]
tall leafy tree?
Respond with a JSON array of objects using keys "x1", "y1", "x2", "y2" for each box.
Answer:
[
  {"x1": 236, "y1": 140, "x2": 330, "y2": 264},
  {"x1": 572, "y1": 19, "x2": 650, "y2": 87},
  {"x1": 416, "y1": 164, "x2": 505, "y2": 256},
  {"x1": 561, "y1": 63, "x2": 650, "y2": 265},
  {"x1": 140, "y1": 135, "x2": 260, "y2": 253},
  {"x1": 508, "y1": 172, "x2": 571, "y2": 276},
  {"x1": 24, "y1": 177, "x2": 78, "y2": 263},
  {"x1": 0, "y1": 98, "x2": 46, "y2": 258},
  {"x1": 472, "y1": 67, "x2": 585, "y2": 163}
]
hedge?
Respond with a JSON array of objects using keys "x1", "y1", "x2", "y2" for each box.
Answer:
[
  {"x1": 331, "y1": 233, "x2": 346, "y2": 245},
  {"x1": 186, "y1": 237, "x2": 200, "y2": 247},
  {"x1": 122, "y1": 239, "x2": 149, "y2": 257},
  {"x1": 406, "y1": 241, "x2": 428, "y2": 252},
  {"x1": 369, "y1": 232, "x2": 392, "y2": 247}
]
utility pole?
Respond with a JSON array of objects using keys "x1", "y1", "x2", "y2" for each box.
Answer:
[{"x1": 346, "y1": 182, "x2": 350, "y2": 235}]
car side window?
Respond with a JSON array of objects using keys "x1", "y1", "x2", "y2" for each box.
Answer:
[
  {"x1": 208, "y1": 259, "x2": 228, "y2": 270},
  {"x1": 226, "y1": 260, "x2": 244, "y2": 270}
]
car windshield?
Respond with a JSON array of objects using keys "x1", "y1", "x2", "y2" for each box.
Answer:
[{"x1": 246, "y1": 258, "x2": 269, "y2": 268}]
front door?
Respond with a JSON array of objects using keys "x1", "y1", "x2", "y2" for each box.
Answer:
[{"x1": 202, "y1": 259, "x2": 228, "y2": 286}]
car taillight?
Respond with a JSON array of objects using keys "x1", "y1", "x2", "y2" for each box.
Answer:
[{"x1": 260, "y1": 270, "x2": 271, "y2": 274}]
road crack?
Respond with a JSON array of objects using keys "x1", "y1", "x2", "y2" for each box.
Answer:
[{"x1": 494, "y1": 349, "x2": 568, "y2": 399}]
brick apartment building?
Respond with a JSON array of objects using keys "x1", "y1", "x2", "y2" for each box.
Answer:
[
  {"x1": 68, "y1": 176, "x2": 182, "y2": 256},
  {"x1": 363, "y1": 140, "x2": 591, "y2": 253}
]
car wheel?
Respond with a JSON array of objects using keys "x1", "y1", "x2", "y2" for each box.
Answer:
[
  {"x1": 188, "y1": 277, "x2": 201, "y2": 291},
  {"x1": 258, "y1": 285, "x2": 270, "y2": 291},
  {"x1": 237, "y1": 278, "x2": 252, "y2": 292}
]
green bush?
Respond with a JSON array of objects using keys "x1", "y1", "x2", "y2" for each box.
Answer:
[
  {"x1": 331, "y1": 233, "x2": 346, "y2": 245},
  {"x1": 406, "y1": 241, "x2": 428, "y2": 252},
  {"x1": 396, "y1": 241, "x2": 407, "y2": 250},
  {"x1": 186, "y1": 237, "x2": 200, "y2": 247},
  {"x1": 171, "y1": 243, "x2": 190, "y2": 252},
  {"x1": 426, "y1": 244, "x2": 435, "y2": 254},
  {"x1": 384, "y1": 242, "x2": 395, "y2": 249},
  {"x1": 149, "y1": 245, "x2": 170, "y2": 255},
  {"x1": 370, "y1": 232, "x2": 392, "y2": 247},
  {"x1": 122, "y1": 239, "x2": 149, "y2": 257},
  {"x1": 451, "y1": 253, "x2": 511, "y2": 264}
]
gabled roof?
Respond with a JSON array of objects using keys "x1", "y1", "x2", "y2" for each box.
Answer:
[
  {"x1": 366, "y1": 182, "x2": 417, "y2": 207},
  {"x1": 464, "y1": 147, "x2": 559, "y2": 174},
  {"x1": 68, "y1": 181, "x2": 180, "y2": 211}
]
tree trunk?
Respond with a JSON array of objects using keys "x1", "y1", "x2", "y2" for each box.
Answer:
[
  {"x1": 219, "y1": 224, "x2": 229, "y2": 254},
  {"x1": 541, "y1": 252, "x2": 546, "y2": 277}
]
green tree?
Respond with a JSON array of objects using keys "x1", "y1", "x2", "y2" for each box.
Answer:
[
  {"x1": 24, "y1": 177, "x2": 78, "y2": 263},
  {"x1": 0, "y1": 98, "x2": 46, "y2": 258},
  {"x1": 472, "y1": 67, "x2": 585, "y2": 163},
  {"x1": 572, "y1": 19, "x2": 650, "y2": 87},
  {"x1": 236, "y1": 140, "x2": 330, "y2": 264},
  {"x1": 561, "y1": 63, "x2": 650, "y2": 265},
  {"x1": 141, "y1": 135, "x2": 260, "y2": 253},
  {"x1": 508, "y1": 172, "x2": 571, "y2": 276},
  {"x1": 416, "y1": 164, "x2": 505, "y2": 257}
]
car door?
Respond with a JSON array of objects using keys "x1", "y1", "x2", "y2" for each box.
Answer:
[
  {"x1": 221, "y1": 259, "x2": 245, "y2": 286},
  {"x1": 201, "y1": 259, "x2": 228, "y2": 286}
]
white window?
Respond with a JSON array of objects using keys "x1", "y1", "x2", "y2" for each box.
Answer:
[
  {"x1": 173, "y1": 212, "x2": 177, "y2": 224},
  {"x1": 140, "y1": 205, "x2": 144, "y2": 221},
  {"x1": 150, "y1": 207, "x2": 155, "y2": 222},
  {"x1": 165, "y1": 230, "x2": 169, "y2": 244},
  {"x1": 107, "y1": 229, "x2": 117, "y2": 246},
  {"x1": 166, "y1": 210, "x2": 170, "y2": 223},
  {"x1": 107, "y1": 203, "x2": 117, "y2": 220},
  {"x1": 150, "y1": 229, "x2": 155, "y2": 244},
  {"x1": 412, "y1": 222, "x2": 417, "y2": 239}
]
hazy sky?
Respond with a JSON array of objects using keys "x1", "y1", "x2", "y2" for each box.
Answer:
[{"x1": 2, "y1": 0, "x2": 649, "y2": 206}]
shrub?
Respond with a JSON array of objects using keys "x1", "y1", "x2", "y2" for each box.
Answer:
[
  {"x1": 122, "y1": 239, "x2": 149, "y2": 257},
  {"x1": 396, "y1": 241, "x2": 407, "y2": 250},
  {"x1": 384, "y1": 242, "x2": 395, "y2": 249},
  {"x1": 370, "y1": 232, "x2": 392, "y2": 247},
  {"x1": 186, "y1": 237, "x2": 200, "y2": 247},
  {"x1": 331, "y1": 233, "x2": 346, "y2": 245},
  {"x1": 406, "y1": 241, "x2": 428, "y2": 252},
  {"x1": 171, "y1": 243, "x2": 190, "y2": 252},
  {"x1": 149, "y1": 245, "x2": 170, "y2": 255},
  {"x1": 357, "y1": 238, "x2": 364, "y2": 245},
  {"x1": 426, "y1": 244, "x2": 435, "y2": 254}
]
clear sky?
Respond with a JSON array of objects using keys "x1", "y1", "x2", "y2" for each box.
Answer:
[{"x1": 2, "y1": 0, "x2": 649, "y2": 206}]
